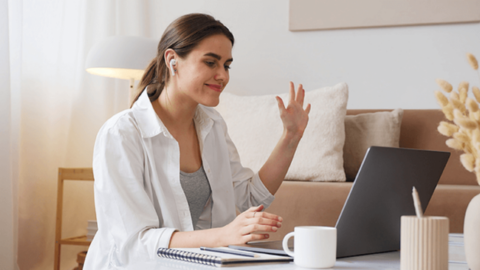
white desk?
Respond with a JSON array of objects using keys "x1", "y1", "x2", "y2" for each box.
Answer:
[{"x1": 124, "y1": 234, "x2": 468, "y2": 270}]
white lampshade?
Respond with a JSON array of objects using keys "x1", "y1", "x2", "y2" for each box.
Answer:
[{"x1": 85, "y1": 36, "x2": 158, "y2": 80}]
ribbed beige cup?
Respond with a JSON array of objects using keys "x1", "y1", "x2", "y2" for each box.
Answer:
[{"x1": 401, "y1": 216, "x2": 449, "y2": 270}]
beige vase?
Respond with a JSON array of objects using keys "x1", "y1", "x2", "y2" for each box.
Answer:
[{"x1": 465, "y1": 194, "x2": 480, "y2": 270}]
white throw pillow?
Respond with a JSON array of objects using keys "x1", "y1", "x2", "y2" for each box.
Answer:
[{"x1": 215, "y1": 83, "x2": 349, "y2": 181}]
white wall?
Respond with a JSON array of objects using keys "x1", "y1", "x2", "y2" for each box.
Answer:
[{"x1": 146, "y1": 0, "x2": 480, "y2": 109}]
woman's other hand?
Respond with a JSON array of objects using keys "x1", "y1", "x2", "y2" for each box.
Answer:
[
  {"x1": 218, "y1": 205, "x2": 283, "y2": 246},
  {"x1": 275, "y1": 82, "x2": 311, "y2": 140}
]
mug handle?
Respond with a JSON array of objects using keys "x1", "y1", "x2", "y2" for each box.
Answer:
[{"x1": 282, "y1": 232, "x2": 295, "y2": 257}]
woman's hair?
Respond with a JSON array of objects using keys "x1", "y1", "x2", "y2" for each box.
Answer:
[{"x1": 131, "y1": 13, "x2": 234, "y2": 107}]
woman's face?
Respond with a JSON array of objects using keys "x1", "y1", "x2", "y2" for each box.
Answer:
[{"x1": 173, "y1": 34, "x2": 233, "y2": 107}]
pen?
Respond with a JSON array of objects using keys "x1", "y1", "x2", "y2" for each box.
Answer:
[
  {"x1": 412, "y1": 186, "x2": 424, "y2": 218},
  {"x1": 200, "y1": 247, "x2": 259, "y2": 258}
]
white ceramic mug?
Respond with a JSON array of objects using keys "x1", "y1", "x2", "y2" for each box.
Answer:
[{"x1": 282, "y1": 226, "x2": 337, "y2": 269}]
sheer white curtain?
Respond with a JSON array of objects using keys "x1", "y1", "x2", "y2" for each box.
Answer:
[
  {"x1": 4, "y1": 0, "x2": 161, "y2": 269},
  {"x1": 1, "y1": 0, "x2": 19, "y2": 269}
]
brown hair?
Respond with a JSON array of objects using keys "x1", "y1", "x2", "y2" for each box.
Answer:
[{"x1": 131, "y1": 13, "x2": 234, "y2": 107}]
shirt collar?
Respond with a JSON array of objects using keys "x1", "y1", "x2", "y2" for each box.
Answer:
[{"x1": 132, "y1": 88, "x2": 214, "y2": 139}]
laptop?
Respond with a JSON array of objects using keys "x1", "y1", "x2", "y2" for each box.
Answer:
[{"x1": 229, "y1": 146, "x2": 450, "y2": 258}]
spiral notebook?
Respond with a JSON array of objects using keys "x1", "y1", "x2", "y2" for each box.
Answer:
[{"x1": 157, "y1": 247, "x2": 292, "y2": 267}]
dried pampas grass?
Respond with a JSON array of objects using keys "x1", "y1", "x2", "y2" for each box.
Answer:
[
  {"x1": 438, "y1": 121, "x2": 458, "y2": 137},
  {"x1": 435, "y1": 53, "x2": 480, "y2": 185},
  {"x1": 461, "y1": 153, "x2": 475, "y2": 172},
  {"x1": 453, "y1": 109, "x2": 464, "y2": 119},
  {"x1": 459, "y1": 87, "x2": 468, "y2": 104},
  {"x1": 467, "y1": 53, "x2": 478, "y2": 70},
  {"x1": 473, "y1": 86, "x2": 480, "y2": 103},
  {"x1": 451, "y1": 98, "x2": 466, "y2": 113},
  {"x1": 459, "y1": 81, "x2": 470, "y2": 91},
  {"x1": 450, "y1": 91, "x2": 460, "y2": 101},
  {"x1": 466, "y1": 98, "x2": 479, "y2": 113},
  {"x1": 446, "y1": 138, "x2": 464, "y2": 150},
  {"x1": 454, "y1": 131, "x2": 470, "y2": 143},
  {"x1": 455, "y1": 117, "x2": 477, "y2": 130},
  {"x1": 473, "y1": 129, "x2": 480, "y2": 143},
  {"x1": 441, "y1": 103, "x2": 454, "y2": 121},
  {"x1": 435, "y1": 91, "x2": 449, "y2": 107},
  {"x1": 436, "y1": 79, "x2": 453, "y2": 93}
]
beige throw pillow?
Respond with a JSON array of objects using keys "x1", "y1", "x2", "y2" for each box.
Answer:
[
  {"x1": 215, "y1": 83, "x2": 349, "y2": 181},
  {"x1": 343, "y1": 109, "x2": 404, "y2": 181}
]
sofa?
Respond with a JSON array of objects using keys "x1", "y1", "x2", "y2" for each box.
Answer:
[{"x1": 265, "y1": 109, "x2": 480, "y2": 241}]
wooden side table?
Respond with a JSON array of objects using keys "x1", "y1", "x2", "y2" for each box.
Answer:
[{"x1": 54, "y1": 168, "x2": 94, "y2": 270}]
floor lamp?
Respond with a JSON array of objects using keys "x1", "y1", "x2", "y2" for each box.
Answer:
[{"x1": 85, "y1": 36, "x2": 158, "y2": 106}]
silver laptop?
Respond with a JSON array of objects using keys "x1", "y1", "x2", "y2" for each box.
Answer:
[{"x1": 229, "y1": 146, "x2": 450, "y2": 258}]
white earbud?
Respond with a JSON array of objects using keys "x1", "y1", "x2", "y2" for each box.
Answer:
[{"x1": 169, "y1": 59, "x2": 176, "y2": 76}]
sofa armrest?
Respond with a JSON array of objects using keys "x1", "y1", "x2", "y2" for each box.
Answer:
[{"x1": 425, "y1": 184, "x2": 480, "y2": 233}]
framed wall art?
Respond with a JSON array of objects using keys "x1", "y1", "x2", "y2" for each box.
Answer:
[{"x1": 289, "y1": 0, "x2": 480, "y2": 31}]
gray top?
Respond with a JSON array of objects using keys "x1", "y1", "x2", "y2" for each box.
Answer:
[{"x1": 179, "y1": 165, "x2": 212, "y2": 229}]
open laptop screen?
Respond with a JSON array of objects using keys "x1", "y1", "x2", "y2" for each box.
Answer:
[
  {"x1": 230, "y1": 147, "x2": 450, "y2": 258},
  {"x1": 336, "y1": 146, "x2": 450, "y2": 257}
]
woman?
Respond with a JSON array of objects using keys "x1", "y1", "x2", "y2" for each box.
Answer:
[{"x1": 84, "y1": 13, "x2": 311, "y2": 269}]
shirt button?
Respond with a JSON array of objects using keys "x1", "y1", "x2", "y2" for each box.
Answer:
[{"x1": 207, "y1": 169, "x2": 211, "y2": 173}]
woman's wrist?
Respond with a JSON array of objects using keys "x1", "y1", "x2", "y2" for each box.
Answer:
[
  {"x1": 282, "y1": 129, "x2": 302, "y2": 148},
  {"x1": 211, "y1": 227, "x2": 226, "y2": 247},
  {"x1": 169, "y1": 227, "x2": 226, "y2": 248}
]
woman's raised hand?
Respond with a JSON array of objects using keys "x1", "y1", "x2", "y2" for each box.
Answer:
[
  {"x1": 218, "y1": 205, "x2": 283, "y2": 246},
  {"x1": 275, "y1": 82, "x2": 311, "y2": 139}
]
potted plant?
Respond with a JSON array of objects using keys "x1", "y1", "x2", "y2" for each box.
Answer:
[{"x1": 434, "y1": 53, "x2": 480, "y2": 270}]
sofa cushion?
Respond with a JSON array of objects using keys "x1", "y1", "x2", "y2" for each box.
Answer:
[
  {"x1": 267, "y1": 181, "x2": 480, "y2": 239},
  {"x1": 215, "y1": 83, "x2": 349, "y2": 181},
  {"x1": 347, "y1": 109, "x2": 478, "y2": 185},
  {"x1": 343, "y1": 109, "x2": 403, "y2": 181},
  {"x1": 266, "y1": 181, "x2": 353, "y2": 240}
]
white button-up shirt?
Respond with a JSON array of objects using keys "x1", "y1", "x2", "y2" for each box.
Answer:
[{"x1": 84, "y1": 90, "x2": 275, "y2": 269}]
